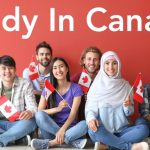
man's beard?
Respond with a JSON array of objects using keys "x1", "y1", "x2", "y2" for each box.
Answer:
[
  {"x1": 86, "y1": 67, "x2": 97, "y2": 74},
  {"x1": 40, "y1": 61, "x2": 50, "y2": 67}
]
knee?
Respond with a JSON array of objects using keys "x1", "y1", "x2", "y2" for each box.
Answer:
[
  {"x1": 135, "y1": 117, "x2": 149, "y2": 125},
  {"x1": 35, "y1": 111, "x2": 48, "y2": 125},
  {"x1": 137, "y1": 124, "x2": 150, "y2": 138},
  {"x1": 79, "y1": 120, "x2": 88, "y2": 129},
  {"x1": 78, "y1": 120, "x2": 88, "y2": 134},
  {"x1": 142, "y1": 125, "x2": 149, "y2": 136}
]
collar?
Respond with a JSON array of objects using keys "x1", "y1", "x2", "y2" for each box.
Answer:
[{"x1": 36, "y1": 65, "x2": 50, "y2": 78}]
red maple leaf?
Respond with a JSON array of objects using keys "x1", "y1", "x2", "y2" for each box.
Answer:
[
  {"x1": 82, "y1": 76, "x2": 88, "y2": 83},
  {"x1": 29, "y1": 65, "x2": 35, "y2": 72},
  {"x1": 4, "y1": 105, "x2": 12, "y2": 113},
  {"x1": 140, "y1": 86, "x2": 143, "y2": 93}
]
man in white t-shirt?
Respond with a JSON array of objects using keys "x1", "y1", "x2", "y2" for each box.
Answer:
[{"x1": 23, "y1": 41, "x2": 53, "y2": 104}]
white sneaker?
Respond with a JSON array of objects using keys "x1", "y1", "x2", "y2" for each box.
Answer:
[
  {"x1": 131, "y1": 142, "x2": 149, "y2": 150},
  {"x1": 94, "y1": 142, "x2": 108, "y2": 150},
  {"x1": 26, "y1": 135, "x2": 31, "y2": 146},
  {"x1": 71, "y1": 138, "x2": 87, "y2": 149},
  {"x1": 94, "y1": 142, "x2": 100, "y2": 150}
]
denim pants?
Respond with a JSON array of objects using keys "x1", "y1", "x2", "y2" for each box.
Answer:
[
  {"x1": 35, "y1": 111, "x2": 88, "y2": 144},
  {"x1": 135, "y1": 117, "x2": 150, "y2": 136},
  {"x1": 88, "y1": 119, "x2": 149, "y2": 150},
  {"x1": 0, "y1": 118, "x2": 37, "y2": 146}
]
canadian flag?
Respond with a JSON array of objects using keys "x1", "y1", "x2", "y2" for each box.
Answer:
[
  {"x1": 28, "y1": 56, "x2": 39, "y2": 80},
  {"x1": 78, "y1": 68, "x2": 92, "y2": 93},
  {"x1": 133, "y1": 73, "x2": 143, "y2": 104},
  {"x1": 45, "y1": 80, "x2": 55, "y2": 100},
  {"x1": 0, "y1": 96, "x2": 20, "y2": 122}
]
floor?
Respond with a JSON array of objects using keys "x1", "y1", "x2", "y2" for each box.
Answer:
[
  {"x1": 1, "y1": 140, "x2": 94, "y2": 150},
  {"x1": 2, "y1": 139, "x2": 150, "y2": 150},
  {"x1": 2, "y1": 145, "x2": 94, "y2": 150}
]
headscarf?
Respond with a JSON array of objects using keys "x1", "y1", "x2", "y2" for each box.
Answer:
[{"x1": 87, "y1": 51, "x2": 131, "y2": 108}]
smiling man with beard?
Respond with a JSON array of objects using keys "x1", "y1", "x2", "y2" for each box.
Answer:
[
  {"x1": 71, "y1": 47, "x2": 102, "y2": 121},
  {"x1": 23, "y1": 41, "x2": 53, "y2": 104}
]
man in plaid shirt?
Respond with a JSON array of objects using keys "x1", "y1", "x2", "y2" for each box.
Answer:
[{"x1": 0, "y1": 55, "x2": 37, "y2": 147}]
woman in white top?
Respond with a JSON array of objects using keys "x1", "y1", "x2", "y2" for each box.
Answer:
[{"x1": 85, "y1": 51, "x2": 149, "y2": 150}]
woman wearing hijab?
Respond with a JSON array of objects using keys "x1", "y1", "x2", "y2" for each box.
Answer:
[{"x1": 85, "y1": 51, "x2": 149, "y2": 150}]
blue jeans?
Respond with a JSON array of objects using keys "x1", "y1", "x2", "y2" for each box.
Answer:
[
  {"x1": 135, "y1": 117, "x2": 150, "y2": 136},
  {"x1": 88, "y1": 120, "x2": 149, "y2": 150},
  {"x1": 0, "y1": 118, "x2": 37, "y2": 146},
  {"x1": 35, "y1": 111, "x2": 88, "y2": 144}
]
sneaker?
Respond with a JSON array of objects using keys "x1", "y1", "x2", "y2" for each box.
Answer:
[
  {"x1": 131, "y1": 142, "x2": 149, "y2": 150},
  {"x1": 94, "y1": 142, "x2": 108, "y2": 150},
  {"x1": 71, "y1": 138, "x2": 87, "y2": 149},
  {"x1": 94, "y1": 142, "x2": 100, "y2": 150},
  {"x1": 31, "y1": 139, "x2": 50, "y2": 150},
  {"x1": 15, "y1": 134, "x2": 31, "y2": 146}
]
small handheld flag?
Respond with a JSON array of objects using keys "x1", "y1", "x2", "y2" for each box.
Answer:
[
  {"x1": 78, "y1": 68, "x2": 92, "y2": 93},
  {"x1": 28, "y1": 56, "x2": 39, "y2": 80},
  {"x1": 0, "y1": 96, "x2": 20, "y2": 122},
  {"x1": 45, "y1": 80, "x2": 55, "y2": 100},
  {"x1": 133, "y1": 73, "x2": 143, "y2": 104}
]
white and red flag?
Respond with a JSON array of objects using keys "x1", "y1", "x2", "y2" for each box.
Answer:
[
  {"x1": 0, "y1": 96, "x2": 20, "y2": 122},
  {"x1": 28, "y1": 56, "x2": 39, "y2": 80},
  {"x1": 78, "y1": 68, "x2": 92, "y2": 93},
  {"x1": 45, "y1": 80, "x2": 55, "y2": 100},
  {"x1": 133, "y1": 73, "x2": 143, "y2": 104}
]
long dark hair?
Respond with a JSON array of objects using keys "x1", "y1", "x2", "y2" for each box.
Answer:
[{"x1": 48, "y1": 57, "x2": 70, "y2": 108}]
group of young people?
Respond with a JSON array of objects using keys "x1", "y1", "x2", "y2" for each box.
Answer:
[{"x1": 0, "y1": 41, "x2": 150, "y2": 150}]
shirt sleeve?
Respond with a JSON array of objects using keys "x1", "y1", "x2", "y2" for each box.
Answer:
[
  {"x1": 85, "y1": 83, "x2": 99, "y2": 124},
  {"x1": 123, "y1": 92, "x2": 134, "y2": 116},
  {"x1": 22, "y1": 68, "x2": 30, "y2": 81},
  {"x1": 72, "y1": 83, "x2": 83, "y2": 97},
  {"x1": 24, "y1": 80, "x2": 37, "y2": 115}
]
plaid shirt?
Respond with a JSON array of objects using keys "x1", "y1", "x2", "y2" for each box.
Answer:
[
  {"x1": 0, "y1": 76, "x2": 37, "y2": 118},
  {"x1": 139, "y1": 84, "x2": 150, "y2": 117}
]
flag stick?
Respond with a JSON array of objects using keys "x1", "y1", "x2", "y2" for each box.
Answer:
[
  {"x1": 126, "y1": 86, "x2": 134, "y2": 98},
  {"x1": 55, "y1": 89, "x2": 72, "y2": 109}
]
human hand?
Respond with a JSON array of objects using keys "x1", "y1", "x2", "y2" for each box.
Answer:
[
  {"x1": 145, "y1": 115, "x2": 150, "y2": 121},
  {"x1": 88, "y1": 119, "x2": 99, "y2": 132},
  {"x1": 55, "y1": 128, "x2": 65, "y2": 144},
  {"x1": 19, "y1": 110, "x2": 32, "y2": 120},
  {"x1": 57, "y1": 100, "x2": 68, "y2": 111},
  {"x1": 123, "y1": 96, "x2": 132, "y2": 107}
]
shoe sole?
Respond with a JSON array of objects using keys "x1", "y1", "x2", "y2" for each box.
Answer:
[
  {"x1": 30, "y1": 139, "x2": 36, "y2": 150},
  {"x1": 80, "y1": 139, "x2": 87, "y2": 149}
]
